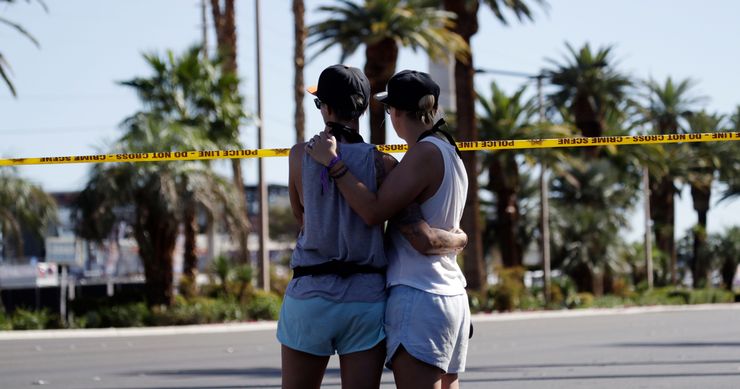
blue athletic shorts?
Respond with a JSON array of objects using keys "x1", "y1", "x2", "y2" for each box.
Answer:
[
  {"x1": 385, "y1": 285, "x2": 470, "y2": 373},
  {"x1": 277, "y1": 295, "x2": 386, "y2": 356}
]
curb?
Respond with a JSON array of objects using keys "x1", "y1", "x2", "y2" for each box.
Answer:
[
  {"x1": 469, "y1": 302, "x2": 740, "y2": 322},
  {"x1": 0, "y1": 321, "x2": 277, "y2": 341},
  {"x1": 1, "y1": 303, "x2": 737, "y2": 341}
]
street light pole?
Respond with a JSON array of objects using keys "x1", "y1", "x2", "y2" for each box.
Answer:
[
  {"x1": 536, "y1": 75, "x2": 551, "y2": 304},
  {"x1": 255, "y1": 0, "x2": 269, "y2": 291},
  {"x1": 643, "y1": 165, "x2": 653, "y2": 289}
]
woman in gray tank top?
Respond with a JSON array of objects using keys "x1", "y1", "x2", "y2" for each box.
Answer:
[
  {"x1": 280, "y1": 65, "x2": 467, "y2": 389},
  {"x1": 307, "y1": 70, "x2": 470, "y2": 389}
]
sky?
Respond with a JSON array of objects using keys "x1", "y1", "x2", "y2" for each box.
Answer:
[{"x1": 1, "y1": 0, "x2": 738, "y2": 242}]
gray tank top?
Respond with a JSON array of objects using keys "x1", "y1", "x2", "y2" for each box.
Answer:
[{"x1": 285, "y1": 142, "x2": 387, "y2": 302}]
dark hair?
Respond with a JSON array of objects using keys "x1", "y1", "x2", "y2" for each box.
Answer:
[{"x1": 328, "y1": 93, "x2": 366, "y2": 121}]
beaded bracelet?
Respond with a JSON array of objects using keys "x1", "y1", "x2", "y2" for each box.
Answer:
[{"x1": 330, "y1": 165, "x2": 349, "y2": 179}]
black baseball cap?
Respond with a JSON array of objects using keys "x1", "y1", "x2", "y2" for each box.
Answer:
[
  {"x1": 307, "y1": 64, "x2": 370, "y2": 114},
  {"x1": 374, "y1": 70, "x2": 440, "y2": 111}
]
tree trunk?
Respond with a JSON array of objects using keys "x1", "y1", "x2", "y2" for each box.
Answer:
[
  {"x1": 182, "y1": 198, "x2": 198, "y2": 297},
  {"x1": 572, "y1": 94, "x2": 603, "y2": 158},
  {"x1": 211, "y1": 0, "x2": 251, "y2": 264},
  {"x1": 293, "y1": 0, "x2": 306, "y2": 143},
  {"x1": 210, "y1": 0, "x2": 237, "y2": 74},
  {"x1": 365, "y1": 39, "x2": 398, "y2": 145},
  {"x1": 592, "y1": 264, "x2": 604, "y2": 297},
  {"x1": 231, "y1": 164, "x2": 251, "y2": 265},
  {"x1": 135, "y1": 200, "x2": 178, "y2": 307},
  {"x1": 721, "y1": 255, "x2": 737, "y2": 291},
  {"x1": 489, "y1": 154, "x2": 522, "y2": 268},
  {"x1": 569, "y1": 262, "x2": 593, "y2": 294},
  {"x1": 443, "y1": 0, "x2": 485, "y2": 291},
  {"x1": 691, "y1": 179, "x2": 712, "y2": 288},
  {"x1": 650, "y1": 175, "x2": 677, "y2": 284}
]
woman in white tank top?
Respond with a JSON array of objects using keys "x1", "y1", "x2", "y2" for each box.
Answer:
[{"x1": 307, "y1": 70, "x2": 470, "y2": 389}]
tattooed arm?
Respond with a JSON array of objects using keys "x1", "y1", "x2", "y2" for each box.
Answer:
[
  {"x1": 372, "y1": 150, "x2": 466, "y2": 255},
  {"x1": 395, "y1": 203, "x2": 468, "y2": 255}
]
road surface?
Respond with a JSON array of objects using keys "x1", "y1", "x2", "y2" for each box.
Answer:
[{"x1": 1, "y1": 304, "x2": 739, "y2": 388}]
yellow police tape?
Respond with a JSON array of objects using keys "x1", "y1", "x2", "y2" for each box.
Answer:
[{"x1": 1, "y1": 132, "x2": 738, "y2": 166}]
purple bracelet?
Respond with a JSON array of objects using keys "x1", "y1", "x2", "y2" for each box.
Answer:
[{"x1": 321, "y1": 153, "x2": 342, "y2": 195}]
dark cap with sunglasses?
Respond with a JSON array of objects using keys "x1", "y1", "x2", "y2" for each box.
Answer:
[
  {"x1": 307, "y1": 65, "x2": 370, "y2": 114},
  {"x1": 374, "y1": 70, "x2": 440, "y2": 111}
]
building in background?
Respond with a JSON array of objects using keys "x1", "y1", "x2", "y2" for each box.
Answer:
[{"x1": 2, "y1": 185, "x2": 293, "y2": 280}]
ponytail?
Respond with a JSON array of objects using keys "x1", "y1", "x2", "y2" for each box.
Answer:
[{"x1": 412, "y1": 94, "x2": 437, "y2": 125}]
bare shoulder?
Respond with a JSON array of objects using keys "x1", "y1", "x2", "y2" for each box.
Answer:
[
  {"x1": 403, "y1": 140, "x2": 443, "y2": 166},
  {"x1": 290, "y1": 142, "x2": 307, "y2": 159}
]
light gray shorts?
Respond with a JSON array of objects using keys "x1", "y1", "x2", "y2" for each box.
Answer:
[{"x1": 384, "y1": 285, "x2": 470, "y2": 374}]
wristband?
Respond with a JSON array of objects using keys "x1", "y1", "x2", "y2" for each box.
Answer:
[
  {"x1": 320, "y1": 152, "x2": 342, "y2": 195},
  {"x1": 331, "y1": 166, "x2": 349, "y2": 180}
]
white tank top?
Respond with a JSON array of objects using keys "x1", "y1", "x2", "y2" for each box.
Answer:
[{"x1": 385, "y1": 136, "x2": 468, "y2": 296}]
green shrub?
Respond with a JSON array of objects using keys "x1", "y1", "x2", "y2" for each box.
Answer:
[
  {"x1": 0, "y1": 311, "x2": 12, "y2": 330},
  {"x1": 178, "y1": 275, "x2": 198, "y2": 299},
  {"x1": 636, "y1": 287, "x2": 687, "y2": 306},
  {"x1": 246, "y1": 291, "x2": 281, "y2": 320},
  {"x1": 667, "y1": 289, "x2": 691, "y2": 304},
  {"x1": 151, "y1": 297, "x2": 245, "y2": 326},
  {"x1": 489, "y1": 267, "x2": 526, "y2": 312},
  {"x1": 551, "y1": 275, "x2": 579, "y2": 308},
  {"x1": 547, "y1": 283, "x2": 566, "y2": 308},
  {"x1": 467, "y1": 291, "x2": 482, "y2": 313},
  {"x1": 567, "y1": 292, "x2": 595, "y2": 309},
  {"x1": 591, "y1": 295, "x2": 630, "y2": 308},
  {"x1": 66, "y1": 315, "x2": 87, "y2": 329},
  {"x1": 689, "y1": 289, "x2": 735, "y2": 304},
  {"x1": 234, "y1": 264, "x2": 253, "y2": 301},
  {"x1": 10, "y1": 308, "x2": 52, "y2": 330},
  {"x1": 518, "y1": 291, "x2": 544, "y2": 311},
  {"x1": 85, "y1": 302, "x2": 149, "y2": 328}
]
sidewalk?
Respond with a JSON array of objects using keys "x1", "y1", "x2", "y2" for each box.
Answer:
[{"x1": 1, "y1": 303, "x2": 737, "y2": 341}]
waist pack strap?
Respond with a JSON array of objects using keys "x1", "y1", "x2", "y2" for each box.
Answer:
[{"x1": 292, "y1": 261, "x2": 386, "y2": 279}]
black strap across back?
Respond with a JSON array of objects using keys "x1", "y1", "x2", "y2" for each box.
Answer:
[{"x1": 416, "y1": 119, "x2": 462, "y2": 158}]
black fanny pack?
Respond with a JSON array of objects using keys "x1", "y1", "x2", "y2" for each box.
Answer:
[{"x1": 292, "y1": 261, "x2": 386, "y2": 279}]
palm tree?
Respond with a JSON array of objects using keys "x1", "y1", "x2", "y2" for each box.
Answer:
[
  {"x1": 545, "y1": 97, "x2": 649, "y2": 294},
  {"x1": 442, "y1": 0, "x2": 546, "y2": 291},
  {"x1": 120, "y1": 47, "x2": 246, "y2": 147},
  {"x1": 208, "y1": 0, "x2": 252, "y2": 265},
  {"x1": 685, "y1": 111, "x2": 724, "y2": 287},
  {"x1": 0, "y1": 167, "x2": 57, "y2": 261},
  {"x1": 309, "y1": 0, "x2": 468, "y2": 145},
  {"x1": 544, "y1": 43, "x2": 634, "y2": 292},
  {"x1": 710, "y1": 227, "x2": 740, "y2": 291},
  {"x1": 636, "y1": 76, "x2": 703, "y2": 284},
  {"x1": 478, "y1": 83, "x2": 532, "y2": 268},
  {"x1": 0, "y1": 0, "x2": 46, "y2": 96},
  {"x1": 0, "y1": 166, "x2": 54, "y2": 313},
  {"x1": 74, "y1": 48, "x2": 250, "y2": 305},
  {"x1": 717, "y1": 106, "x2": 740, "y2": 201},
  {"x1": 293, "y1": 0, "x2": 306, "y2": 143},
  {"x1": 74, "y1": 118, "x2": 247, "y2": 306},
  {"x1": 545, "y1": 43, "x2": 632, "y2": 154},
  {"x1": 124, "y1": 47, "x2": 251, "y2": 290},
  {"x1": 549, "y1": 158, "x2": 639, "y2": 295},
  {"x1": 477, "y1": 81, "x2": 570, "y2": 268}
]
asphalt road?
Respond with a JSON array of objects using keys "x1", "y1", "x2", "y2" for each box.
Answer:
[{"x1": 1, "y1": 305, "x2": 739, "y2": 388}]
